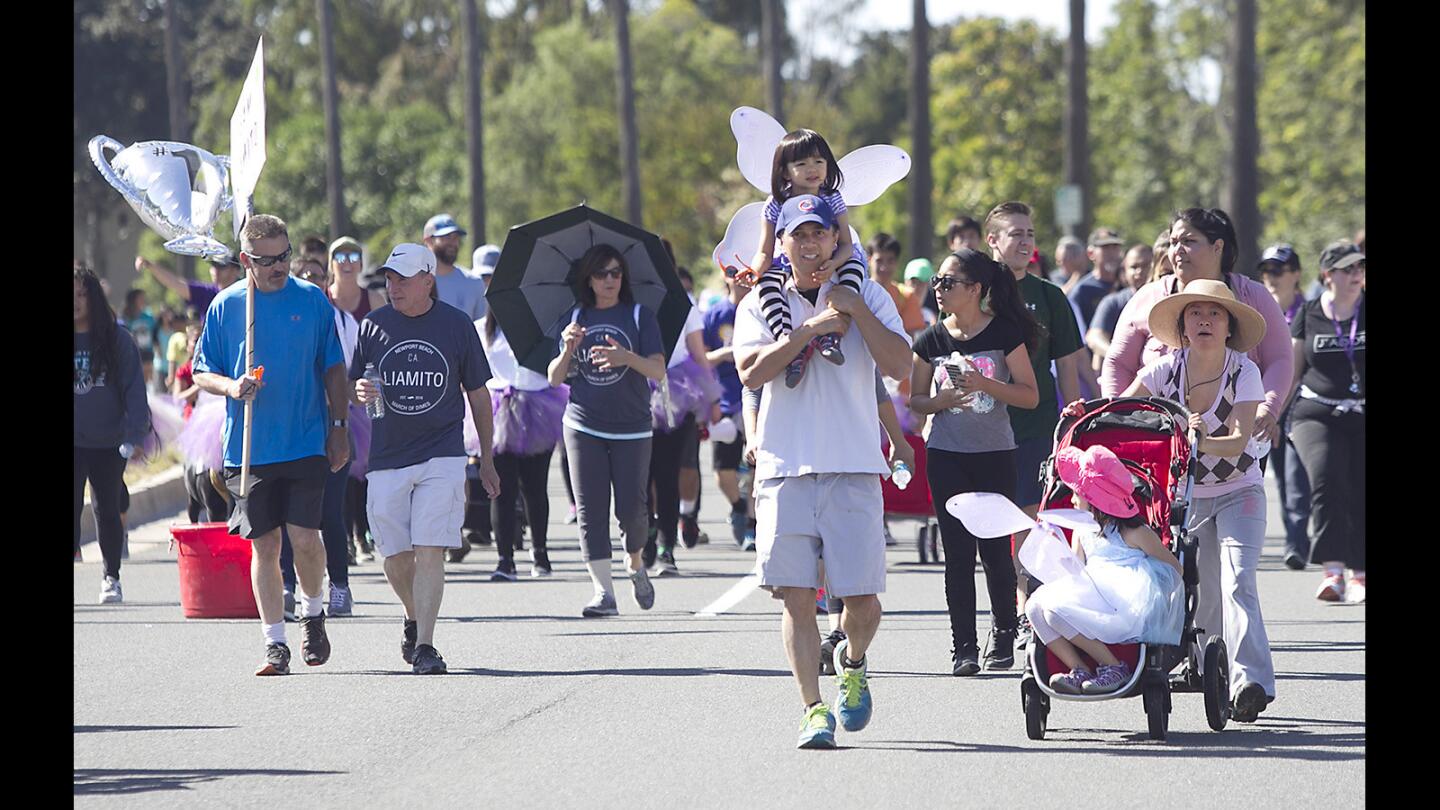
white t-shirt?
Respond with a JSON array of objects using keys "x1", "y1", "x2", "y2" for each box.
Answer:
[
  {"x1": 1136, "y1": 348, "x2": 1265, "y2": 498},
  {"x1": 477, "y1": 319, "x2": 550, "y2": 392},
  {"x1": 332, "y1": 306, "x2": 359, "y2": 371},
  {"x1": 667, "y1": 304, "x2": 706, "y2": 368},
  {"x1": 733, "y1": 276, "x2": 909, "y2": 482}
]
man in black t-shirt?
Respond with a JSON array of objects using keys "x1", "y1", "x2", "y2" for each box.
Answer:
[{"x1": 351, "y1": 244, "x2": 500, "y2": 674}]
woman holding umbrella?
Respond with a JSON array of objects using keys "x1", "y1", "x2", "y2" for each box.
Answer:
[{"x1": 548, "y1": 244, "x2": 668, "y2": 616}]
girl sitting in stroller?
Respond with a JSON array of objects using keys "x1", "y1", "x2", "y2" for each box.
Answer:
[{"x1": 1026, "y1": 444, "x2": 1183, "y2": 695}]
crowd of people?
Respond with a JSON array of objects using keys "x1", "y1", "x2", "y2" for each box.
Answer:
[{"x1": 75, "y1": 122, "x2": 1364, "y2": 748}]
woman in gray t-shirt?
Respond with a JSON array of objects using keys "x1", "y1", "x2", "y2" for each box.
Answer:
[
  {"x1": 547, "y1": 245, "x2": 666, "y2": 618},
  {"x1": 908, "y1": 249, "x2": 1040, "y2": 676}
]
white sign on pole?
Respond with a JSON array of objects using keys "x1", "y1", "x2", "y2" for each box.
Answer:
[
  {"x1": 1055, "y1": 184, "x2": 1083, "y2": 229},
  {"x1": 230, "y1": 38, "x2": 267, "y2": 241}
]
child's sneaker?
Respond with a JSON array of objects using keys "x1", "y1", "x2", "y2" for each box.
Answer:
[
  {"x1": 1315, "y1": 573, "x2": 1345, "y2": 602},
  {"x1": 815, "y1": 333, "x2": 845, "y2": 365},
  {"x1": 796, "y1": 702, "x2": 837, "y2": 749},
  {"x1": 1048, "y1": 667, "x2": 1092, "y2": 695},
  {"x1": 784, "y1": 343, "x2": 815, "y2": 388},
  {"x1": 1080, "y1": 662, "x2": 1131, "y2": 694}
]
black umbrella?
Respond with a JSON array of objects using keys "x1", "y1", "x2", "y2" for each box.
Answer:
[{"x1": 487, "y1": 204, "x2": 691, "y2": 374}]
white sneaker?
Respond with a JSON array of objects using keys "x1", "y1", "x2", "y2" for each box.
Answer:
[
  {"x1": 1344, "y1": 575, "x2": 1366, "y2": 604},
  {"x1": 99, "y1": 576, "x2": 123, "y2": 604},
  {"x1": 1315, "y1": 573, "x2": 1345, "y2": 602}
]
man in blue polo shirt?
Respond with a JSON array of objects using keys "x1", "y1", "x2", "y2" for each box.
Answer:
[{"x1": 193, "y1": 214, "x2": 352, "y2": 677}]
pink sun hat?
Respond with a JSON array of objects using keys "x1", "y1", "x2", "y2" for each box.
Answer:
[{"x1": 1055, "y1": 445, "x2": 1139, "y2": 519}]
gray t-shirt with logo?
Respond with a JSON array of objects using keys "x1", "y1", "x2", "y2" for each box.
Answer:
[
  {"x1": 912, "y1": 317, "x2": 1025, "y2": 454},
  {"x1": 560, "y1": 303, "x2": 664, "y2": 439},
  {"x1": 350, "y1": 300, "x2": 491, "y2": 472}
]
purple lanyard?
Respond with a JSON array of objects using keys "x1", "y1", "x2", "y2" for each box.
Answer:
[
  {"x1": 1284, "y1": 295, "x2": 1302, "y2": 325},
  {"x1": 1330, "y1": 311, "x2": 1361, "y2": 393}
]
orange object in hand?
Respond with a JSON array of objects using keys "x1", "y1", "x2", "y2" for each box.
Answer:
[{"x1": 252, "y1": 365, "x2": 265, "y2": 381}]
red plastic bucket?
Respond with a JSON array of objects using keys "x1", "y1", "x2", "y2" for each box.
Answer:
[{"x1": 170, "y1": 523, "x2": 259, "y2": 619}]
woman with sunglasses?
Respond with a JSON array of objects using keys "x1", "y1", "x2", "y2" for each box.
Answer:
[
  {"x1": 1287, "y1": 241, "x2": 1365, "y2": 604},
  {"x1": 548, "y1": 245, "x2": 668, "y2": 616},
  {"x1": 908, "y1": 248, "x2": 1040, "y2": 675},
  {"x1": 328, "y1": 237, "x2": 383, "y2": 323}
]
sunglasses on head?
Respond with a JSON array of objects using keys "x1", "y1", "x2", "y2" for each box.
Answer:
[
  {"x1": 244, "y1": 245, "x2": 293, "y2": 267},
  {"x1": 334, "y1": 251, "x2": 361, "y2": 264}
]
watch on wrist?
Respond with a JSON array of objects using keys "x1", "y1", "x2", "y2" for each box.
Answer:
[{"x1": 331, "y1": 418, "x2": 348, "y2": 429}]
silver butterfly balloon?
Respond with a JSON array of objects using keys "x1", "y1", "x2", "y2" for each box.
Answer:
[{"x1": 88, "y1": 136, "x2": 234, "y2": 259}]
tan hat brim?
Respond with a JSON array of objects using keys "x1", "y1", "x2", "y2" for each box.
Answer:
[
  {"x1": 1325, "y1": 252, "x2": 1365, "y2": 271},
  {"x1": 1148, "y1": 290, "x2": 1267, "y2": 353}
]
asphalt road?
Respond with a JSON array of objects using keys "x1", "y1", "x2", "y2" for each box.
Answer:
[{"x1": 74, "y1": 457, "x2": 1365, "y2": 806}]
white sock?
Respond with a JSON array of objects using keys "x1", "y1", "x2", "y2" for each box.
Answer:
[
  {"x1": 299, "y1": 590, "x2": 325, "y2": 618},
  {"x1": 263, "y1": 622, "x2": 287, "y2": 646},
  {"x1": 1349, "y1": 568, "x2": 1365, "y2": 579},
  {"x1": 679, "y1": 499, "x2": 696, "y2": 516},
  {"x1": 1323, "y1": 563, "x2": 1345, "y2": 577},
  {"x1": 585, "y1": 559, "x2": 615, "y2": 596}
]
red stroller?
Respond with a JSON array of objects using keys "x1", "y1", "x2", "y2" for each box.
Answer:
[{"x1": 1020, "y1": 397, "x2": 1230, "y2": 741}]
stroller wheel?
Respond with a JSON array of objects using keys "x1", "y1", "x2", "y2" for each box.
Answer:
[
  {"x1": 1143, "y1": 682, "x2": 1170, "y2": 741},
  {"x1": 1202, "y1": 635, "x2": 1231, "y2": 731},
  {"x1": 1022, "y1": 678, "x2": 1048, "y2": 740}
]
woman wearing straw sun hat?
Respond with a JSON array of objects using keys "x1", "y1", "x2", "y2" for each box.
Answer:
[{"x1": 1087, "y1": 278, "x2": 1276, "y2": 724}]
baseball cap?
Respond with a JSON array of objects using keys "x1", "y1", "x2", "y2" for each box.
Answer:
[
  {"x1": 904, "y1": 258, "x2": 935, "y2": 282},
  {"x1": 775, "y1": 195, "x2": 836, "y2": 235},
  {"x1": 329, "y1": 235, "x2": 362, "y2": 255},
  {"x1": 423, "y1": 213, "x2": 467, "y2": 239},
  {"x1": 1087, "y1": 227, "x2": 1123, "y2": 247},
  {"x1": 208, "y1": 251, "x2": 242, "y2": 269},
  {"x1": 1319, "y1": 241, "x2": 1365, "y2": 273},
  {"x1": 472, "y1": 244, "x2": 501, "y2": 276},
  {"x1": 379, "y1": 243, "x2": 437, "y2": 278},
  {"x1": 1258, "y1": 244, "x2": 1298, "y2": 272}
]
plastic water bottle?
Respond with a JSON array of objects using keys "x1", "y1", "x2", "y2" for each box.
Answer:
[
  {"x1": 891, "y1": 460, "x2": 912, "y2": 490},
  {"x1": 364, "y1": 362, "x2": 385, "y2": 420}
]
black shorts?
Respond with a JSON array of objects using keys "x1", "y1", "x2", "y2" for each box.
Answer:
[
  {"x1": 1012, "y1": 436, "x2": 1052, "y2": 508},
  {"x1": 712, "y1": 415, "x2": 746, "y2": 471},
  {"x1": 223, "y1": 456, "x2": 328, "y2": 539}
]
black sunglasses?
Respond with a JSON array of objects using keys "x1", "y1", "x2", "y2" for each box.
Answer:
[
  {"x1": 591, "y1": 267, "x2": 624, "y2": 280},
  {"x1": 244, "y1": 245, "x2": 293, "y2": 268},
  {"x1": 932, "y1": 275, "x2": 977, "y2": 293}
]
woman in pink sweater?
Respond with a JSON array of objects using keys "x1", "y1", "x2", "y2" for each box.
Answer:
[{"x1": 1100, "y1": 208, "x2": 1292, "y2": 446}]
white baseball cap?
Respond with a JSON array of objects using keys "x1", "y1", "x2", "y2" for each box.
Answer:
[
  {"x1": 473, "y1": 244, "x2": 501, "y2": 276},
  {"x1": 379, "y1": 243, "x2": 437, "y2": 278}
]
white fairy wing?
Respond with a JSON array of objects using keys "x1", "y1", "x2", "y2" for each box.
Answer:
[
  {"x1": 731, "y1": 107, "x2": 787, "y2": 195},
  {"x1": 1036, "y1": 509, "x2": 1102, "y2": 534},
  {"x1": 1018, "y1": 522, "x2": 1086, "y2": 585},
  {"x1": 835, "y1": 145, "x2": 911, "y2": 206},
  {"x1": 712, "y1": 202, "x2": 767, "y2": 274},
  {"x1": 945, "y1": 492, "x2": 1034, "y2": 539}
]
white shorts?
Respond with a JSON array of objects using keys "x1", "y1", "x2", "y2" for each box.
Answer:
[
  {"x1": 754, "y1": 473, "x2": 886, "y2": 598},
  {"x1": 366, "y1": 456, "x2": 467, "y2": 558}
]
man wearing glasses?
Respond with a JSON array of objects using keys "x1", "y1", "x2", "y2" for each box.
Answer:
[{"x1": 192, "y1": 213, "x2": 353, "y2": 676}]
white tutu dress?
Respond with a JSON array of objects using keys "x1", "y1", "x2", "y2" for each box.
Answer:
[{"x1": 1026, "y1": 522, "x2": 1184, "y2": 646}]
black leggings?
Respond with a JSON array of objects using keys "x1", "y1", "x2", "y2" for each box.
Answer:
[
  {"x1": 649, "y1": 414, "x2": 697, "y2": 552},
  {"x1": 1291, "y1": 410, "x2": 1365, "y2": 570},
  {"x1": 464, "y1": 455, "x2": 493, "y2": 539},
  {"x1": 926, "y1": 447, "x2": 1019, "y2": 651},
  {"x1": 75, "y1": 446, "x2": 128, "y2": 579},
  {"x1": 493, "y1": 449, "x2": 553, "y2": 561}
]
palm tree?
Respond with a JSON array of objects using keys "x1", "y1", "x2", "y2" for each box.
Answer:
[
  {"x1": 317, "y1": 0, "x2": 347, "y2": 239},
  {"x1": 1225, "y1": 0, "x2": 1260, "y2": 277},
  {"x1": 163, "y1": 0, "x2": 194, "y2": 277},
  {"x1": 762, "y1": 0, "x2": 784, "y2": 122},
  {"x1": 464, "y1": 0, "x2": 486, "y2": 242},
  {"x1": 908, "y1": 0, "x2": 932, "y2": 261},
  {"x1": 611, "y1": 0, "x2": 642, "y2": 226},
  {"x1": 1063, "y1": 0, "x2": 1090, "y2": 240}
]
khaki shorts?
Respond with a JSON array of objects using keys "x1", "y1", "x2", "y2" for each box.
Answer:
[
  {"x1": 366, "y1": 456, "x2": 467, "y2": 558},
  {"x1": 754, "y1": 473, "x2": 886, "y2": 598}
]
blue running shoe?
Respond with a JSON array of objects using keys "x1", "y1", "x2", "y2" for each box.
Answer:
[
  {"x1": 796, "y1": 703, "x2": 837, "y2": 749},
  {"x1": 832, "y1": 638, "x2": 873, "y2": 732}
]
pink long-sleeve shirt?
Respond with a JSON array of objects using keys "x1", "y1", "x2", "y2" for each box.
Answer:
[{"x1": 1100, "y1": 273, "x2": 1294, "y2": 414}]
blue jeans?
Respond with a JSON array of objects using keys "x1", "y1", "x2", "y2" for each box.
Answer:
[
  {"x1": 281, "y1": 461, "x2": 352, "y2": 591},
  {"x1": 1268, "y1": 423, "x2": 1312, "y2": 559}
]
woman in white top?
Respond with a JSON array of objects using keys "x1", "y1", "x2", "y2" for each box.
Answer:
[{"x1": 473, "y1": 311, "x2": 570, "y2": 580}]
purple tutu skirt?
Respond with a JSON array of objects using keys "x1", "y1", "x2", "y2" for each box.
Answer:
[
  {"x1": 347, "y1": 403, "x2": 373, "y2": 480},
  {"x1": 465, "y1": 385, "x2": 569, "y2": 457},
  {"x1": 651, "y1": 358, "x2": 722, "y2": 433},
  {"x1": 138, "y1": 392, "x2": 186, "y2": 462},
  {"x1": 177, "y1": 395, "x2": 226, "y2": 471}
]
